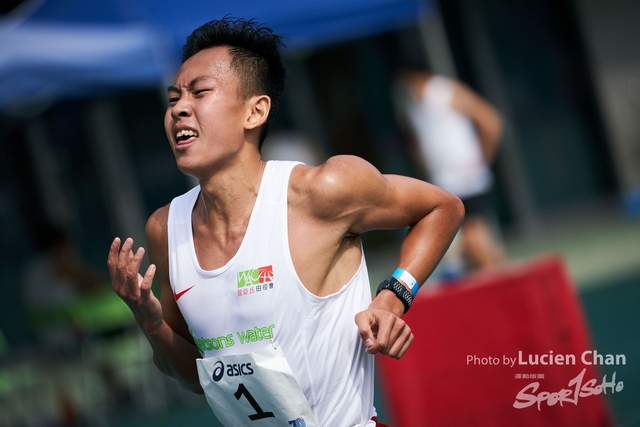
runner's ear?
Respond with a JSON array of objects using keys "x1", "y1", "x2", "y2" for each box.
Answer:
[{"x1": 245, "y1": 95, "x2": 270, "y2": 131}]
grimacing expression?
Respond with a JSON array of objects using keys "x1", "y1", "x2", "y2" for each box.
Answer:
[{"x1": 165, "y1": 46, "x2": 252, "y2": 177}]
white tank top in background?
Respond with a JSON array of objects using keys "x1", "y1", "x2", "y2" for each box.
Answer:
[
  {"x1": 406, "y1": 75, "x2": 493, "y2": 199},
  {"x1": 167, "y1": 160, "x2": 376, "y2": 427}
]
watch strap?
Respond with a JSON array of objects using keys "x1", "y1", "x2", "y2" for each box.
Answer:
[{"x1": 376, "y1": 278, "x2": 414, "y2": 314}]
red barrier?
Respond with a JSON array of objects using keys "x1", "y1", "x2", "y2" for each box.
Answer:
[{"x1": 377, "y1": 256, "x2": 615, "y2": 427}]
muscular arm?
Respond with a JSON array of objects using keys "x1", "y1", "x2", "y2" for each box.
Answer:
[
  {"x1": 108, "y1": 207, "x2": 203, "y2": 393},
  {"x1": 308, "y1": 156, "x2": 465, "y2": 357}
]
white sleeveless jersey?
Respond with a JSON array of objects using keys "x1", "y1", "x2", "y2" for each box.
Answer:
[
  {"x1": 167, "y1": 160, "x2": 376, "y2": 427},
  {"x1": 406, "y1": 75, "x2": 493, "y2": 198}
]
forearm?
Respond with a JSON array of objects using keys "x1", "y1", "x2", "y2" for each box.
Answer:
[
  {"x1": 142, "y1": 321, "x2": 204, "y2": 394},
  {"x1": 367, "y1": 193, "x2": 463, "y2": 322},
  {"x1": 478, "y1": 128, "x2": 501, "y2": 162},
  {"x1": 109, "y1": 230, "x2": 203, "y2": 392},
  {"x1": 396, "y1": 194, "x2": 464, "y2": 290},
  {"x1": 477, "y1": 110, "x2": 503, "y2": 162}
]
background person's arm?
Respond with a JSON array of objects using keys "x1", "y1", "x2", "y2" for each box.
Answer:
[{"x1": 451, "y1": 80, "x2": 504, "y2": 162}]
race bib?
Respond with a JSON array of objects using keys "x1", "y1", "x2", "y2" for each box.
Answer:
[{"x1": 197, "y1": 341, "x2": 319, "y2": 427}]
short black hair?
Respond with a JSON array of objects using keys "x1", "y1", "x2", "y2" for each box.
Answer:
[{"x1": 182, "y1": 16, "x2": 287, "y2": 150}]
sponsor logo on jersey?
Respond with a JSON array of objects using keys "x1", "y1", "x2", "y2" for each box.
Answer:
[
  {"x1": 174, "y1": 285, "x2": 194, "y2": 301},
  {"x1": 210, "y1": 360, "x2": 255, "y2": 383},
  {"x1": 191, "y1": 324, "x2": 276, "y2": 355},
  {"x1": 236, "y1": 265, "x2": 274, "y2": 296}
]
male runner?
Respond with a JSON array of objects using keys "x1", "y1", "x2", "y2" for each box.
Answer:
[{"x1": 108, "y1": 17, "x2": 464, "y2": 426}]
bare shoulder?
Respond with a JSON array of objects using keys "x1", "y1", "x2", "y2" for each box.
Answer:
[
  {"x1": 146, "y1": 204, "x2": 170, "y2": 267},
  {"x1": 290, "y1": 155, "x2": 385, "y2": 219},
  {"x1": 451, "y1": 79, "x2": 495, "y2": 115},
  {"x1": 146, "y1": 203, "x2": 192, "y2": 339},
  {"x1": 311, "y1": 155, "x2": 380, "y2": 185},
  {"x1": 146, "y1": 205, "x2": 169, "y2": 244},
  {"x1": 450, "y1": 79, "x2": 478, "y2": 106}
]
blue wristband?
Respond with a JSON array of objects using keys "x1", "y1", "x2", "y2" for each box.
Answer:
[{"x1": 392, "y1": 268, "x2": 419, "y2": 297}]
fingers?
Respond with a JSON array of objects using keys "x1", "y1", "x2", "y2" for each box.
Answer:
[
  {"x1": 384, "y1": 326, "x2": 413, "y2": 359},
  {"x1": 108, "y1": 237, "x2": 147, "y2": 293},
  {"x1": 107, "y1": 237, "x2": 121, "y2": 278},
  {"x1": 117, "y1": 237, "x2": 134, "y2": 274},
  {"x1": 371, "y1": 314, "x2": 402, "y2": 356},
  {"x1": 395, "y1": 334, "x2": 414, "y2": 359},
  {"x1": 356, "y1": 309, "x2": 413, "y2": 359},
  {"x1": 140, "y1": 264, "x2": 157, "y2": 293},
  {"x1": 355, "y1": 312, "x2": 376, "y2": 352},
  {"x1": 127, "y1": 245, "x2": 146, "y2": 278}
]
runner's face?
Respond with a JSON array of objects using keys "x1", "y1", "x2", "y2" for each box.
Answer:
[{"x1": 165, "y1": 46, "x2": 249, "y2": 177}]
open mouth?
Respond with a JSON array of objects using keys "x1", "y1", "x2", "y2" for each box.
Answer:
[{"x1": 175, "y1": 129, "x2": 199, "y2": 144}]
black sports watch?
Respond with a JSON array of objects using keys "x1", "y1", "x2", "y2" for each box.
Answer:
[{"x1": 376, "y1": 278, "x2": 414, "y2": 314}]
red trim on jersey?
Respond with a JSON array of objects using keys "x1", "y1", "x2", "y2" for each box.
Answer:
[{"x1": 372, "y1": 416, "x2": 391, "y2": 427}]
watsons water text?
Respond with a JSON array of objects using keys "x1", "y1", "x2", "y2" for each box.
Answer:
[{"x1": 192, "y1": 324, "x2": 276, "y2": 354}]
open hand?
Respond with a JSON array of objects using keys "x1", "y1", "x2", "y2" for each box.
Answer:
[{"x1": 107, "y1": 237, "x2": 162, "y2": 333}]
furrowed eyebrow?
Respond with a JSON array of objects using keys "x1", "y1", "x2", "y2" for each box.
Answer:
[{"x1": 167, "y1": 76, "x2": 212, "y2": 94}]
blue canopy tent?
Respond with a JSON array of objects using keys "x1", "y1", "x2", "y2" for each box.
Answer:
[{"x1": 0, "y1": 0, "x2": 432, "y2": 110}]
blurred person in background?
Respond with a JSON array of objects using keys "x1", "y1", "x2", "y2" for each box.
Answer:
[
  {"x1": 395, "y1": 66, "x2": 506, "y2": 277},
  {"x1": 21, "y1": 225, "x2": 128, "y2": 427},
  {"x1": 22, "y1": 224, "x2": 134, "y2": 350},
  {"x1": 261, "y1": 129, "x2": 326, "y2": 166},
  {"x1": 108, "y1": 17, "x2": 463, "y2": 427},
  {"x1": 22, "y1": 225, "x2": 105, "y2": 352}
]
